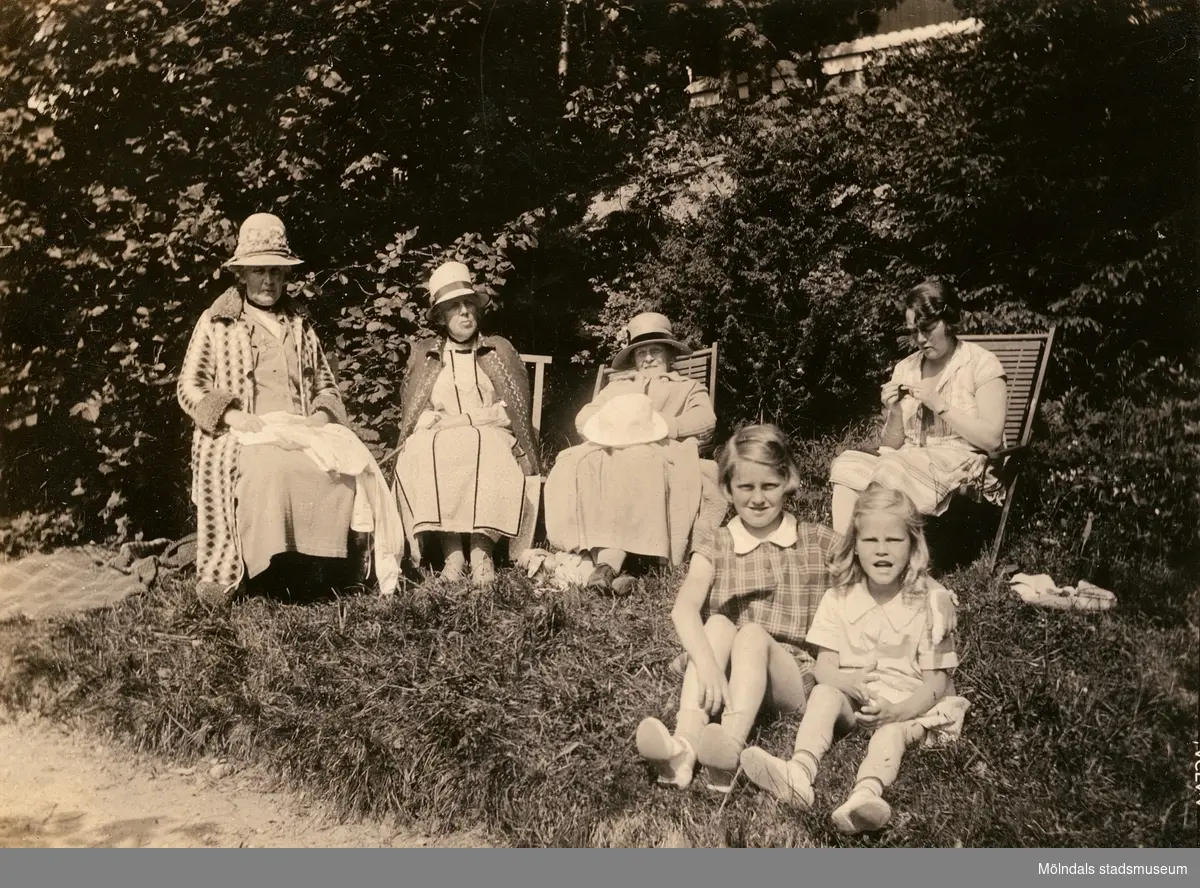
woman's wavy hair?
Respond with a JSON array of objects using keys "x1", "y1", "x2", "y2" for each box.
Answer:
[
  {"x1": 901, "y1": 279, "x2": 962, "y2": 348},
  {"x1": 717, "y1": 423, "x2": 801, "y2": 495},
  {"x1": 830, "y1": 483, "x2": 931, "y2": 592}
]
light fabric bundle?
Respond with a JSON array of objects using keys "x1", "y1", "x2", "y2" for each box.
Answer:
[
  {"x1": 1009, "y1": 572, "x2": 1116, "y2": 612},
  {"x1": 232, "y1": 412, "x2": 406, "y2": 595}
]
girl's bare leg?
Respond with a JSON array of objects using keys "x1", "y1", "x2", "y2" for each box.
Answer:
[
  {"x1": 636, "y1": 615, "x2": 737, "y2": 789},
  {"x1": 831, "y1": 721, "x2": 928, "y2": 834},
  {"x1": 696, "y1": 625, "x2": 812, "y2": 771},
  {"x1": 741, "y1": 683, "x2": 854, "y2": 809}
]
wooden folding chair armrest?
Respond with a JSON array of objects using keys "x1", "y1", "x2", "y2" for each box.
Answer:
[
  {"x1": 377, "y1": 443, "x2": 403, "y2": 469},
  {"x1": 986, "y1": 444, "x2": 1027, "y2": 461}
]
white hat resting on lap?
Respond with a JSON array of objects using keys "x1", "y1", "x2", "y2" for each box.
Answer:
[{"x1": 582, "y1": 393, "x2": 669, "y2": 448}]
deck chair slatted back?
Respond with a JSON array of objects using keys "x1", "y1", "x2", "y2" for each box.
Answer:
[
  {"x1": 958, "y1": 331, "x2": 1056, "y2": 452},
  {"x1": 593, "y1": 344, "x2": 720, "y2": 407},
  {"x1": 519, "y1": 353, "x2": 552, "y2": 441},
  {"x1": 957, "y1": 327, "x2": 1057, "y2": 571}
]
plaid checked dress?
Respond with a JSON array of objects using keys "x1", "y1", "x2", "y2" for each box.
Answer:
[{"x1": 693, "y1": 514, "x2": 841, "y2": 677}]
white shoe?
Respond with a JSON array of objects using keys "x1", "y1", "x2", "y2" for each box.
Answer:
[
  {"x1": 636, "y1": 718, "x2": 697, "y2": 789},
  {"x1": 740, "y1": 747, "x2": 814, "y2": 809},
  {"x1": 831, "y1": 790, "x2": 892, "y2": 834}
]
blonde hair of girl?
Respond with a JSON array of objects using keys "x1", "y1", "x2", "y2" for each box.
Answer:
[
  {"x1": 716, "y1": 423, "x2": 801, "y2": 496},
  {"x1": 829, "y1": 482, "x2": 931, "y2": 591}
]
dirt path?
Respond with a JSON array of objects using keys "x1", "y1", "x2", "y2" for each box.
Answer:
[{"x1": 0, "y1": 715, "x2": 493, "y2": 848}]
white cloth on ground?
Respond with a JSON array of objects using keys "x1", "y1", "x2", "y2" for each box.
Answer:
[{"x1": 1009, "y1": 572, "x2": 1116, "y2": 611}]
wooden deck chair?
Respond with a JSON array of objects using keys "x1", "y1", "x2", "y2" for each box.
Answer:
[
  {"x1": 593, "y1": 343, "x2": 720, "y2": 455},
  {"x1": 519, "y1": 353, "x2": 553, "y2": 444},
  {"x1": 512, "y1": 353, "x2": 553, "y2": 559},
  {"x1": 957, "y1": 327, "x2": 1058, "y2": 571}
]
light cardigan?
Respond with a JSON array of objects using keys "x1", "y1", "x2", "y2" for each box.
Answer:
[{"x1": 177, "y1": 287, "x2": 348, "y2": 592}]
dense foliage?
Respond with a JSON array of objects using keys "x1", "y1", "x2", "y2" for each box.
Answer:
[
  {"x1": 579, "y1": 0, "x2": 1200, "y2": 563},
  {"x1": 1, "y1": 0, "x2": 1196, "y2": 566},
  {"x1": 0, "y1": 0, "x2": 879, "y2": 544}
]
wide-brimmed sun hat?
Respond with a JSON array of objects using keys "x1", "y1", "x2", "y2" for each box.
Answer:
[
  {"x1": 427, "y1": 261, "x2": 490, "y2": 322},
  {"x1": 223, "y1": 213, "x2": 304, "y2": 267},
  {"x1": 581, "y1": 392, "x2": 669, "y2": 448},
  {"x1": 610, "y1": 311, "x2": 692, "y2": 371}
]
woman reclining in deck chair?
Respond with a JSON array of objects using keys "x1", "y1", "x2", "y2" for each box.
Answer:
[
  {"x1": 829, "y1": 280, "x2": 1009, "y2": 536},
  {"x1": 391, "y1": 261, "x2": 542, "y2": 588}
]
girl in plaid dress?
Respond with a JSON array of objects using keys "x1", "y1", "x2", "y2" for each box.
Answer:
[
  {"x1": 740, "y1": 483, "x2": 970, "y2": 835},
  {"x1": 635, "y1": 424, "x2": 841, "y2": 793}
]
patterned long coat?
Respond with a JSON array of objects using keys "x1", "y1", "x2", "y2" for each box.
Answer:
[
  {"x1": 177, "y1": 287, "x2": 349, "y2": 592},
  {"x1": 396, "y1": 334, "x2": 541, "y2": 476}
]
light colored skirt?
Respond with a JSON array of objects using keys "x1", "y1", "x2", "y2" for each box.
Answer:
[
  {"x1": 543, "y1": 439, "x2": 702, "y2": 564},
  {"x1": 394, "y1": 426, "x2": 527, "y2": 541},
  {"x1": 236, "y1": 445, "x2": 356, "y2": 579},
  {"x1": 829, "y1": 443, "x2": 990, "y2": 516}
]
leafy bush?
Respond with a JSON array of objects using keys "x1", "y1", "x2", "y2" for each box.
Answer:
[
  {"x1": 0, "y1": 0, "x2": 681, "y2": 543},
  {"x1": 1025, "y1": 355, "x2": 1200, "y2": 567},
  {"x1": 581, "y1": 0, "x2": 1196, "y2": 434},
  {"x1": 569, "y1": 0, "x2": 1197, "y2": 565},
  {"x1": 1, "y1": 0, "x2": 1196, "y2": 560}
]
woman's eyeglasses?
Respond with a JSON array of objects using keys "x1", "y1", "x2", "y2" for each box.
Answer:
[{"x1": 899, "y1": 320, "x2": 942, "y2": 338}]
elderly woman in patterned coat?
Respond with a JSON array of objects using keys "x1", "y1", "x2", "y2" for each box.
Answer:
[
  {"x1": 392, "y1": 261, "x2": 541, "y2": 587},
  {"x1": 178, "y1": 213, "x2": 360, "y2": 605}
]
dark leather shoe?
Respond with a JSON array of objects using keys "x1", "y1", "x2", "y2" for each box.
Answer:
[{"x1": 584, "y1": 563, "x2": 617, "y2": 591}]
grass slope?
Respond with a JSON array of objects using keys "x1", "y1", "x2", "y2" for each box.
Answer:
[{"x1": 1, "y1": 529, "x2": 1195, "y2": 848}]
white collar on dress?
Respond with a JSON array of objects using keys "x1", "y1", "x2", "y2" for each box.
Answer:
[
  {"x1": 727, "y1": 513, "x2": 798, "y2": 554},
  {"x1": 898, "y1": 338, "x2": 973, "y2": 393},
  {"x1": 843, "y1": 578, "x2": 929, "y2": 630}
]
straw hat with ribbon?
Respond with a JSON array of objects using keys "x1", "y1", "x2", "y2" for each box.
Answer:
[
  {"x1": 610, "y1": 312, "x2": 692, "y2": 371},
  {"x1": 581, "y1": 392, "x2": 669, "y2": 448},
  {"x1": 426, "y1": 261, "x2": 490, "y2": 322},
  {"x1": 223, "y1": 213, "x2": 304, "y2": 267}
]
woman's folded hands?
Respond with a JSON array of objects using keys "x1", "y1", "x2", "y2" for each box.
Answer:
[{"x1": 423, "y1": 403, "x2": 511, "y2": 432}]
